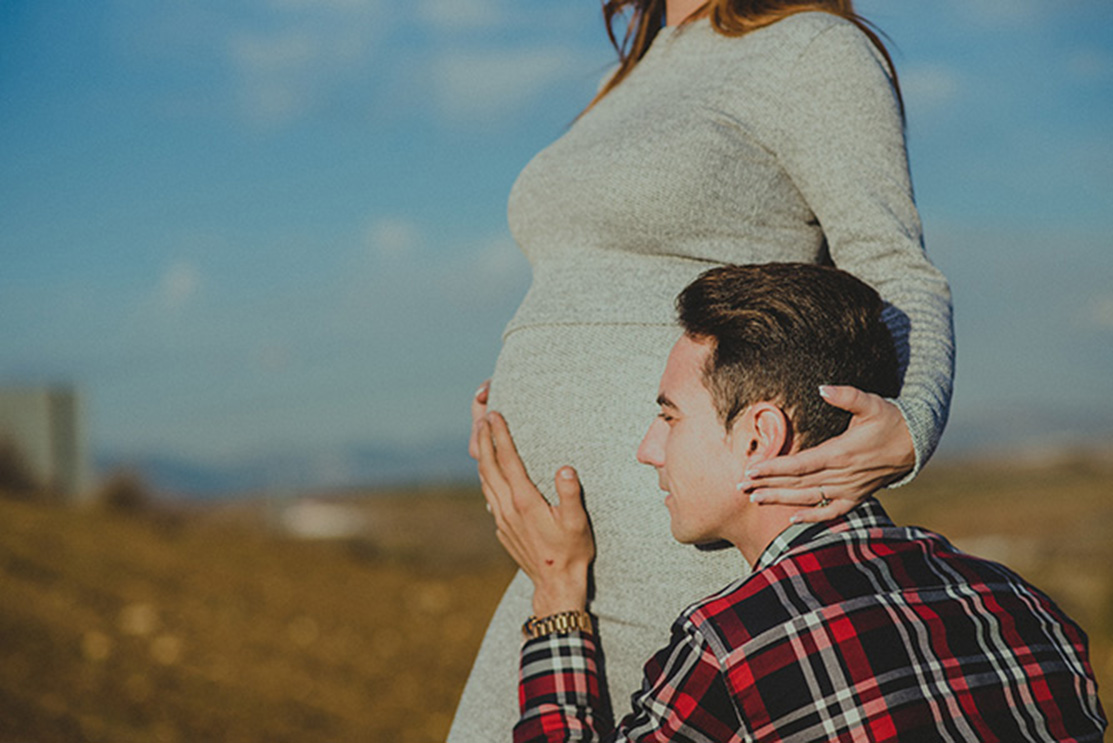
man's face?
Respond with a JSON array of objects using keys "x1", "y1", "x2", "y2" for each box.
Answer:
[{"x1": 636, "y1": 335, "x2": 743, "y2": 545}]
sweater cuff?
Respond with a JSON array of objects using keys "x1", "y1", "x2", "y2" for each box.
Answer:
[{"x1": 888, "y1": 396, "x2": 934, "y2": 489}]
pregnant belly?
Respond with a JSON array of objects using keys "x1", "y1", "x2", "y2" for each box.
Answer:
[
  {"x1": 488, "y1": 323, "x2": 675, "y2": 497},
  {"x1": 489, "y1": 323, "x2": 678, "y2": 550},
  {"x1": 487, "y1": 322, "x2": 742, "y2": 622}
]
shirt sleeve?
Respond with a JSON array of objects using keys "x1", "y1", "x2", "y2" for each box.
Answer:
[
  {"x1": 515, "y1": 623, "x2": 740, "y2": 743},
  {"x1": 774, "y1": 20, "x2": 955, "y2": 482}
]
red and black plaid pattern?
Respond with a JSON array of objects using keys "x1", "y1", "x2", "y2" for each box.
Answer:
[{"x1": 515, "y1": 499, "x2": 1106, "y2": 742}]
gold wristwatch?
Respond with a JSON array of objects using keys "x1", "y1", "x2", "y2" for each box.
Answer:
[{"x1": 522, "y1": 609, "x2": 593, "y2": 640}]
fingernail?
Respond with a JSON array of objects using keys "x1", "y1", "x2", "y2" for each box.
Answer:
[
  {"x1": 749, "y1": 493, "x2": 763, "y2": 504},
  {"x1": 789, "y1": 514, "x2": 800, "y2": 524},
  {"x1": 818, "y1": 385, "x2": 833, "y2": 399},
  {"x1": 735, "y1": 480, "x2": 751, "y2": 492},
  {"x1": 559, "y1": 468, "x2": 575, "y2": 480},
  {"x1": 475, "y1": 385, "x2": 486, "y2": 398},
  {"x1": 744, "y1": 468, "x2": 758, "y2": 478}
]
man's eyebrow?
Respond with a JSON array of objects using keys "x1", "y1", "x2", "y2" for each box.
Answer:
[{"x1": 656, "y1": 393, "x2": 677, "y2": 410}]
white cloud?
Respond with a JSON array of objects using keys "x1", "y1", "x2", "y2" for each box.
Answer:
[
  {"x1": 900, "y1": 64, "x2": 961, "y2": 113},
  {"x1": 1082, "y1": 295, "x2": 1113, "y2": 331},
  {"x1": 429, "y1": 48, "x2": 580, "y2": 122},
  {"x1": 115, "y1": 0, "x2": 389, "y2": 126},
  {"x1": 416, "y1": 0, "x2": 505, "y2": 32},
  {"x1": 1069, "y1": 49, "x2": 1113, "y2": 82},
  {"x1": 948, "y1": 0, "x2": 1047, "y2": 26},
  {"x1": 227, "y1": 2, "x2": 386, "y2": 125},
  {"x1": 435, "y1": 236, "x2": 529, "y2": 309},
  {"x1": 228, "y1": 28, "x2": 320, "y2": 123},
  {"x1": 256, "y1": 344, "x2": 292, "y2": 372},
  {"x1": 366, "y1": 217, "x2": 422, "y2": 259},
  {"x1": 269, "y1": 0, "x2": 372, "y2": 10},
  {"x1": 114, "y1": 0, "x2": 597, "y2": 129},
  {"x1": 232, "y1": 30, "x2": 320, "y2": 73},
  {"x1": 159, "y1": 262, "x2": 201, "y2": 310},
  {"x1": 340, "y1": 222, "x2": 528, "y2": 331}
]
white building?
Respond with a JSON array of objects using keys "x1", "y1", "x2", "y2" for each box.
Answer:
[{"x1": 0, "y1": 386, "x2": 91, "y2": 501}]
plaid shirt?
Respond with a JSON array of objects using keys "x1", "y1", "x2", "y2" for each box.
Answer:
[{"x1": 516, "y1": 499, "x2": 1106, "y2": 742}]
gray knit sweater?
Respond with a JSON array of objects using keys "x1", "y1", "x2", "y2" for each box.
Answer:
[
  {"x1": 449, "y1": 12, "x2": 954, "y2": 742},
  {"x1": 506, "y1": 12, "x2": 952, "y2": 468}
]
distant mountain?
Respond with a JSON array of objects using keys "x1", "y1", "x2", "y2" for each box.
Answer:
[
  {"x1": 95, "y1": 437, "x2": 477, "y2": 499},
  {"x1": 94, "y1": 401, "x2": 1113, "y2": 500},
  {"x1": 934, "y1": 403, "x2": 1113, "y2": 464}
]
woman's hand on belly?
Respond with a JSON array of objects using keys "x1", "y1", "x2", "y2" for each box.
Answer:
[
  {"x1": 737, "y1": 386, "x2": 915, "y2": 523},
  {"x1": 468, "y1": 379, "x2": 491, "y2": 460}
]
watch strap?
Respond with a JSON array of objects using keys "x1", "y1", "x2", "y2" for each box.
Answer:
[{"x1": 522, "y1": 609, "x2": 593, "y2": 640}]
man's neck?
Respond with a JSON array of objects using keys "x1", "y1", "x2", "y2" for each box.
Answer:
[{"x1": 734, "y1": 504, "x2": 800, "y2": 567}]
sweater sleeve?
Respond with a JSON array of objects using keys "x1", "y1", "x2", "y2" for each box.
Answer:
[{"x1": 772, "y1": 20, "x2": 955, "y2": 481}]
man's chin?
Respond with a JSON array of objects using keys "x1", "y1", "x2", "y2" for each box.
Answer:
[{"x1": 669, "y1": 523, "x2": 732, "y2": 552}]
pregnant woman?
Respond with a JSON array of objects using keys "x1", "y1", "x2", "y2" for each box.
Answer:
[{"x1": 448, "y1": 1, "x2": 954, "y2": 739}]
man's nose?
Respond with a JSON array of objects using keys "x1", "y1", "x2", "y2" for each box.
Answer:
[{"x1": 636, "y1": 419, "x2": 665, "y2": 467}]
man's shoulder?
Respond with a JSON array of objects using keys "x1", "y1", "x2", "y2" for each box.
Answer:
[
  {"x1": 686, "y1": 508, "x2": 1087, "y2": 661},
  {"x1": 683, "y1": 512, "x2": 1012, "y2": 653},
  {"x1": 682, "y1": 559, "x2": 803, "y2": 643},
  {"x1": 676, "y1": 507, "x2": 1105, "y2": 740},
  {"x1": 678, "y1": 529, "x2": 869, "y2": 659}
]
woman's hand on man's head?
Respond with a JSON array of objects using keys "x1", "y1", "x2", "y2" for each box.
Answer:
[{"x1": 737, "y1": 385, "x2": 915, "y2": 524}]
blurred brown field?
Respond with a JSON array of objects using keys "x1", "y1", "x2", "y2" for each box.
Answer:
[{"x1": 1, "y1": 454, "x2": 1110, "y2": 742}]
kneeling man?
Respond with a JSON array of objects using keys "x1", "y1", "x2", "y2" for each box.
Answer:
[{"x1": 476, "y1": 263, "x2": 1106, "y2": 742}]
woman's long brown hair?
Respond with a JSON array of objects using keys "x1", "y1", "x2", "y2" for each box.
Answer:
[{"x1": 588, "y1": 0, "x2": 903, "y2": 117}]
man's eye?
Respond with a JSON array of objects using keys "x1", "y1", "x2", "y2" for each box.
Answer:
[{"x1": 657, "y1": 412, "x2": 675, "y2": 423}]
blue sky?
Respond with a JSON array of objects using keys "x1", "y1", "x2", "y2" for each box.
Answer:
[{"x1": 2, "y1": 0, "x2": 1111, "y2": 491}]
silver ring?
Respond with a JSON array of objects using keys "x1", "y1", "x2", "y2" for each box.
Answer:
[{"x1": 817, "y1": 488, "x2": 831, "y2": 509}]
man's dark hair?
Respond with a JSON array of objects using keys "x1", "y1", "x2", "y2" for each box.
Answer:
[{"x1": 676, "y1": 263, "x2": 900, "y2": 449}]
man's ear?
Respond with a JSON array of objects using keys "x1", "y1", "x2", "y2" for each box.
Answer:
[{"x1": 731, "y1": 402, "x2": 790, "y2": 464}]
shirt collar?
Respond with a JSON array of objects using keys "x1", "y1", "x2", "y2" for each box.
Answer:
[{"x1": 753, "y1": 498, "x2": 894, "y2": 571}]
